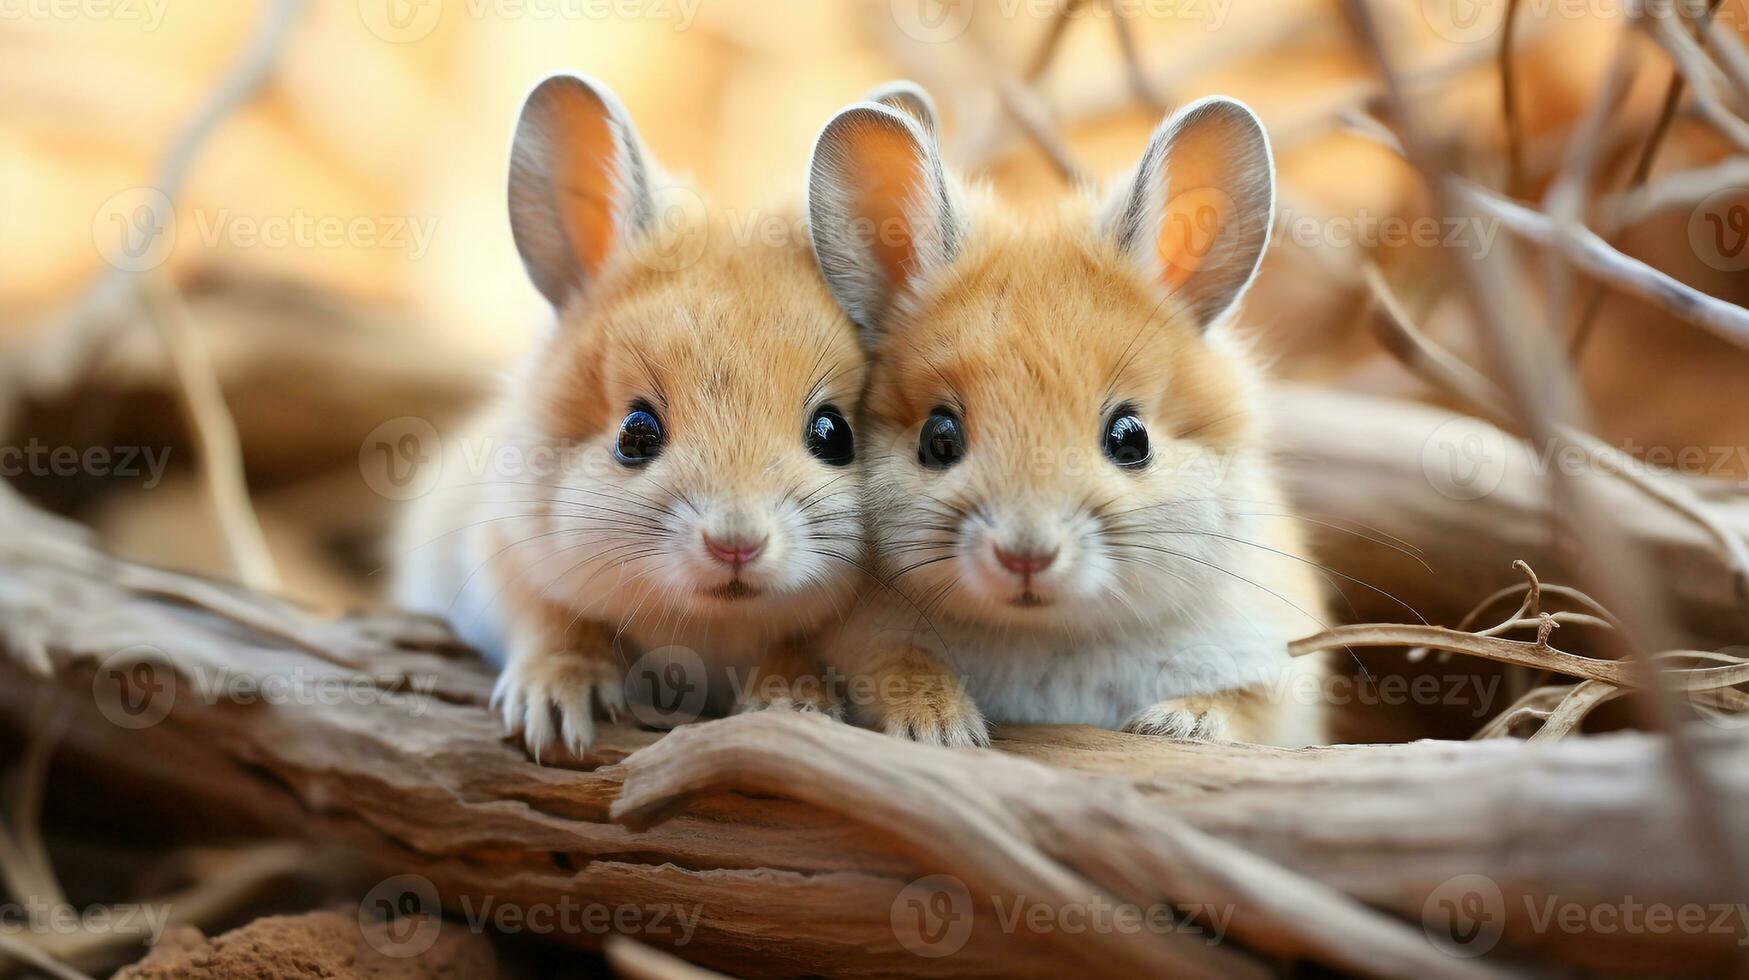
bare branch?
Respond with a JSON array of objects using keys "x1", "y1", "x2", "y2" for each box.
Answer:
[
  {"x1": 1500, "y1": 0, "x2": 1528, "y2": 195},
  {"x1": 138, "y1": 271, "x2": 280, "y2": 591},
  {"x1": 1459, "y1": 180, "x2": 1749, "y2": 348},
  {"x1": 1601, "y1": 157, "x2": 1749, "y2": 229}
]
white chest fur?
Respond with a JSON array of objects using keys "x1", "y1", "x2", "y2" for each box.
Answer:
[{"x1": 929, "y1": 609, "x2": 1297, "y2": 729}]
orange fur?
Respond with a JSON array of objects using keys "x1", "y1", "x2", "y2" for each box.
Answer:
[
  {"x1": 807, "y1": 93, "x2": 1329, "y2": 748},
  {"x1": 398, "y1": 209, "x2": 868, "y2": 760}
]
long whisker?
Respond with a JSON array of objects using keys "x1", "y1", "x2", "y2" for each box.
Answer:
[{"x1": 1104, "y1": 528, "x2": 1428, "y2": 625}]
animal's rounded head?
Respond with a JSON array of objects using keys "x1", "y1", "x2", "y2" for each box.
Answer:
[
  {"x1": 499, "y1": 73, "x2": 866, "y2": 625},
  {"x1": 808, "y1": 94, "x2": 1276, "y2": 630}
]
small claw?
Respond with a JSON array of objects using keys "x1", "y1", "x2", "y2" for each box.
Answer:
[
  {"x1": 522, "y1": 696, "x2": 557, "y2": 762},
  {"x1": 558, "y1": 692, "x2": 596, "y2": 756},
  {"x1": 492, "y1": 672, "x2": 524, "y2": 734}
]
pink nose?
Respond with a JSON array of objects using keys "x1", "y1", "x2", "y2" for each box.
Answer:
[
  {"x1": 704, "y1": 535, "x2": 766, "y2": 567},
  {"x1": 994, "y1": 545, "x2": 1057, "y2": 576}
]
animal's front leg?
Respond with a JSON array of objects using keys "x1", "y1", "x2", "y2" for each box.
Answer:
[
  {"x1": 492, "y1": 614, "x2": 625, "y2": 762},
  {"x1": 856, "y1": 645, "x2": 988, "y2": 748}
]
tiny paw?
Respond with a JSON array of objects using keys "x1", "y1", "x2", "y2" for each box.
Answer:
[
  {"x1": 491, "y1": 654, "x2": 625, "y2": 762},
  {"x1": 876, "y1": 685, "x2": 989, "y2": 748},
  {"x1": 1123, "y1": 697, "x2": 1230, "y2": 741}
]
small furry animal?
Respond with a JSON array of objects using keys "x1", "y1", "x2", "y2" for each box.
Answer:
[
  {"x1": 806, "y1": 90, "x2": 1328, "y2": 747},
  {"x1": 394, "y1": 74, "x2": 866, "y2": 759}
]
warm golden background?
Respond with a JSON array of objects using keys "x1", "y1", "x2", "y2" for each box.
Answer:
[{"x1": 3, "y1": 0, "x2": 1747, "y2": 614}]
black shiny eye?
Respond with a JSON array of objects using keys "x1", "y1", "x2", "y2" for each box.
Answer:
[
  {"x1": 1104, "y1": 408, "x2": 1150, "y2": 469},
  {"x1": 806, "y1": 405, "x2": 855, "y2": 466},
  {"x1": 918, "y1": 409, "x2": 966, "y2": 470},
  {"x1": 615, "y1": 404, "x2": 664, "y2": 465}
]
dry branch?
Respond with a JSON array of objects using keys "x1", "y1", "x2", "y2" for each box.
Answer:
[{"x1": 1458, "y1": 180, "x2": 1749, "y2": 349}]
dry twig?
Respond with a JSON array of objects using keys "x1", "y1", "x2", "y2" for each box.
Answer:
[
  {"x1": 1499, "y1": 0, "x2": 1527, "y2": 195},
  {"x1": 1293, "y1": 561, "x2": 1749, "y2": 739},
  {"x1": 1459, "y1": 180, "x2": 1749, "y2": 347}
]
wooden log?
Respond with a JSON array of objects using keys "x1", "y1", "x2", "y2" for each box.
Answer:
[{"x1": 3, "y1": 483, "x2": 1748, "y2": 976}]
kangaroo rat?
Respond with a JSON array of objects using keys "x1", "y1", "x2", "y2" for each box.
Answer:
[
  {"x1": 395, "y1": 74, "x2": 865, "y2": 759},
  {"x1": 807, "y1": 91, "x2": 1327, "y2": 747}
]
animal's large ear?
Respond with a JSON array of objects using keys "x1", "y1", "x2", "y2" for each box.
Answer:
[
  {"x1": 1102, "y1": 96, "x2": 1275, "y2": 330},
  {"x1": 508, "y1": 73, "x2": 657, "y2": 309},
  {"x1": 860, "y1": 79, "x2": 939, "y2": 138},
  {"x1": 807, "y1": 101, "x2": 962, "y2": 331}
]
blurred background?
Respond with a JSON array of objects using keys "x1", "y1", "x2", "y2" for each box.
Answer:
[
  {"x1": 5, "y1": 2, "x2": 1749, "y2": 975},
  {"x1": 3, "y1": 0, "x2": 1748, "y2": 698}
]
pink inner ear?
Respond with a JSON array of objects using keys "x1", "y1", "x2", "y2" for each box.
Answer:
[
  {"x1": 1156, "y1": 186, "x2": 1231, "y2": 291},
  {"x1": 846, "y1": 120, "x2": 924, "y2": 288},
  {"x1": 550, "y1": 95, "x2": 621, "y2": 277}
]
